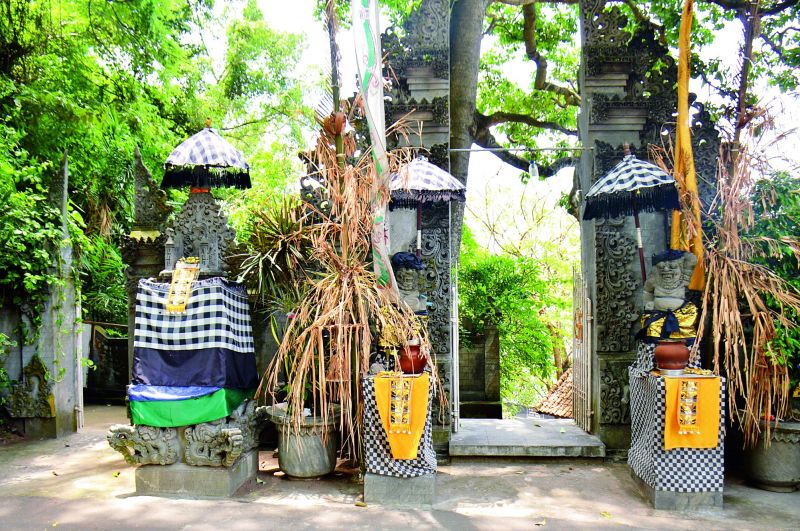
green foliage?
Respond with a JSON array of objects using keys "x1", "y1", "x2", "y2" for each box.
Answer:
[
  {"x1": 79, "y1": 236, "x2": 128, "y2": 324},
  {"x1": 233, "y1": 196, "x2": 314, "y2": 313},
  {"x1": 0, "y1": 332, "x2": 15, "y2": 409},
  {"x1": 748, "y1": 173, "x2": 800, "y2": 391},
  {"x1": 459, "y1": 226, "x2": 555, "y2": 411}
]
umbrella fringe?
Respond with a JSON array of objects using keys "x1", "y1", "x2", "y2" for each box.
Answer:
[
  {"x1": 389, "y1": 190, "x2": 466, "y2": 210},
  {"x1": 582, "y1": 184, "x2": 680, "y2": 220},
  {"x1": 161, "y1": 165, "x2": 252, "y2": 189}
]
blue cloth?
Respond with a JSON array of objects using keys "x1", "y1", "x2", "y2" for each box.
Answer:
[
  {"x1": 127, "y1": 384, "x2": 221, "y2": 402},
  {"x1": 132, "y1": 347, "x2": 258, "y2": 389}
]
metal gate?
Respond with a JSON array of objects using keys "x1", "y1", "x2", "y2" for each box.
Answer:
[{"x1": 572, "y1": 266, "x2": 593, "y2": 432}]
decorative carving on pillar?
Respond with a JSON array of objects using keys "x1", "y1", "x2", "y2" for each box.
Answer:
[
  {"x1": 8, "y1": 356, "x2": 55, "y2": 418},
  {"x1": 162, "y1": 192, "x2": 235, "y2": 277},
  {"x1": 107, "y1": 425, "x2": 180, "y2": 465},
  {"x1": 382, "y1": 0, "x2": 449, "y2": 79},
  {"x1": 595, "y1": 217, "x2": 638, "y2": 352},
  {"x1": 599, "y1": 360, "x2": 631, "y2": 424},
  {"x1": 184, "y1": 401, "x2": 265, "y2": 467},
  {"x1": 132, "y1": 147, "x2": 171, "y2": 232}
]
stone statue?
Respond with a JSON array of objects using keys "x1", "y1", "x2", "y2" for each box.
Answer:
[
  {"x1": 637, "y1": 249, "x2": 699, "y2": 344},
  {"x1": 643, "y1": 250, "x2": 698, "y2": 311},
  {"x1": 391, "y1": 252, "x2": 428, "y2": 313},
  {"x1": 107, "y1": 425, "x2": 180, "y2": 466}
]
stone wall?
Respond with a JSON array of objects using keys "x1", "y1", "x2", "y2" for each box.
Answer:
[
  {"x1": 458, "y1": 324, "x2": 501, "y2": 418},
  {"x1": 1, "y1": 155, "x2": 81, "y2": 438}
]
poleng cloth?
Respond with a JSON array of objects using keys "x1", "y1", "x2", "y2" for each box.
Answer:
[
  {"x1": 134, "y1": 277, "x2": 255, "y2": 353},
  {"x1": 638, "y1": 301, "x2": 698, "y2": 343},
  {"x1": 374, "y1": 372, "x2": 430, "y2": 460},
  {"x1": 664, "y1": 376, "x2": 720, "y2": 450},
  {"x1": 129, "y1": 388, "x2": 252, "y2": 427}
]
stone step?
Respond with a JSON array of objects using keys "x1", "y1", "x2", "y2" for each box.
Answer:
[{"x1": 449, "y1": 417, "x2": 606, "y2": 458}]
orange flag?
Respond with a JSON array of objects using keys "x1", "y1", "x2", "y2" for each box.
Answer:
[{"x1": 671, "y1": 0, "x2": 705, "y2": 291}]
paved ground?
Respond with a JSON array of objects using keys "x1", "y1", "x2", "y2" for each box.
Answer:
[{"x1": 0, "y1": 405, "x2": 798, "y2": 530}]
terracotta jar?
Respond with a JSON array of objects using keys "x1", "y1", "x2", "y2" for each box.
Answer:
[
  {"x1": 654, "y1": 339, "x2": 690, "y2": 372},
  {"x1": 398, "y1": 343, "x2": 427, "y2": 374}
]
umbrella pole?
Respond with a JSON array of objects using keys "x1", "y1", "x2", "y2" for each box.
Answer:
[
  {"x1": 634, "y1": 211, "x2": 647, "y2": 282},
  {"x1": 416, "y1": 202, "x2": 422, "y2": 258}
]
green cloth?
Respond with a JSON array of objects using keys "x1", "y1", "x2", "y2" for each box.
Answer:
[{"x1": 130, "y1": 388, "x2": 253, "y2": 427}]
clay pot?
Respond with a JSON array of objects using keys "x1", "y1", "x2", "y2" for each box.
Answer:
[
  {"x1": 654, "y1": 339, "x2": 690, "y2": 372},
  {"x1": 398, "y1": 343, "x2": 427, "y2": 374}
]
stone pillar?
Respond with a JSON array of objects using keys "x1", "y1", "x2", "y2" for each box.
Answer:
[
  {"x1": 120, "y1": 148, "x2": 172, "y2": 378},
  {"x1": 383, "y1": 0, "x2": 452, "y2": 459},
  {"x1": 577, "y1": 1, "x2": 720, "y2": 452}
]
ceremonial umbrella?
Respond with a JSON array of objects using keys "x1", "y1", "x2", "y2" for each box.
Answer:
[
  {"x1": 389, "y1": 157, "x2": 466, "y2": 257},
  {"x1": 161, "y1": 120, "x2": 251, "y2": 190},
  {"x1": 582, "y1": 146, "x2": 680, "y2": 281}
]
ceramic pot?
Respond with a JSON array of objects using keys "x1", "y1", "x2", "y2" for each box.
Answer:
[
  {"x1": 654, "y1": 339, "x2": 690, "y2": 372},
  {"x1": 744, "y1": 421, "x2": 800, "y2": 492},
  {"x1": 266, "y1": 403, "x2": 340, "y2": 479},
  {"x1": 399, "y1": 343, "x2": 427, "y2": 374}
]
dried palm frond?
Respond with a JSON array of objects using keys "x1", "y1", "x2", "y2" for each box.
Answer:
[
  {"x1": 258, "y1": 138, "x2": 444, "y2": 462},
  {"x1": 652, "y1": 110, "x2": 800, "y2": 447}
]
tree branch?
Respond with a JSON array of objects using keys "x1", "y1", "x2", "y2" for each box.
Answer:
[
  {"x1": 477, "y1": 110, "x2": 577, "y2": 136},
  {"x1": 521, "y1": 4, "x2": 581, "y2": 105},
  {"x1": 492, "y1": 0, "x2": 578, "y2": 5},
  {"x1": 472, "y1": 128, "x2": 531, "y2": 172},
  {"x1": 702, "y1": 0, "x2": 795, "y2": 16}
]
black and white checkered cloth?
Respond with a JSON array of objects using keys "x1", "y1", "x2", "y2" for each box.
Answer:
[
  {"x1": 389, "y1": 157, "x2": 466, "y2": 209},
  {"x1": 165, "y1": 128, "x2": 249, "y2": 172},
  {"x1": 628, "y1": 363, "x2": 726, "y2": 493},
  {"x1": 362, "y1": 375, "x2": 437, "y2": 478},
  {"x1": 134, "y1": 277, "x2": 255, "y2": 353},
  {"x1": 583, "y1": 155, "x2": 680, "y2": 220}
]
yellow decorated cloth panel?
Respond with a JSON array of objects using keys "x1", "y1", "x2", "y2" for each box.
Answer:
[
  {"x1": 641, "y1": 302, "x2": 698, "y2": 340},
  {"x1": 664, "y1": 376, "x2": 720, "y2": 450},
  {"x1": 374, "y1": 372, "x2": 430, "y2": 460}
]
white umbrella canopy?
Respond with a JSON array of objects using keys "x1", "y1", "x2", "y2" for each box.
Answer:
[
  {"x1": 162, "y1": 125, "x2": 251, "y2": 189},
  {"x1": 389, "y1": 157, "x2": 466, "y2": 209}
]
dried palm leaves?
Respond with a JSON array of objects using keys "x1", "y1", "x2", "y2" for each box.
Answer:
[{"x1": 257, "y1": 138, "x2": 441, "y2": 462}]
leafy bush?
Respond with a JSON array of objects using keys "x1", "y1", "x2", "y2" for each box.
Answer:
[
  {"x1": 79, "y1": 236, "x2": 128, "y2": 324},
  {"x1": 458, "y1": 226, "x2": 556, "y2": 411}
]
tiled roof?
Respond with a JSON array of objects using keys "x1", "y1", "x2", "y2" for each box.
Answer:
[{"x1": 534, "y1": 368, "x2": 573, "y2": 418}]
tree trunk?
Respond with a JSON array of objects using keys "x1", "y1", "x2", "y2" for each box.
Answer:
[{"x1": 449, "y1": 0, "x2": 490, "y2": 256}]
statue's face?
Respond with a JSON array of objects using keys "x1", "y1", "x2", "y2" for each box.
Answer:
[
  {"x1": 656, "y1": 259, "x2": 682, "y2": 289},
  {"x1": 395, "y1": 268, "x2": 417, "y2": 291}
]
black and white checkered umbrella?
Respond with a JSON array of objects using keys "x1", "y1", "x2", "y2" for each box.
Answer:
[
  {"x1": 582, "y1": 154, "x2": 678, "y2": 220},
  {"x1": 389, "y1": 157, "x2": 466, "y2": 210},
  {"x1": 583, "y1": 152, "x2": 680, "y2": 282},
  {"x1": 162, "y1": 126, "x2": 251, "y2": 189}
]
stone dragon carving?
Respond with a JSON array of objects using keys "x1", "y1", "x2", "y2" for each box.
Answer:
[
  {"x1": 107, "y1": 425, "x2": 180, "y2": 465},
  {"x1": 184, "y1": 401, "x2": 265, "y2": 467}
]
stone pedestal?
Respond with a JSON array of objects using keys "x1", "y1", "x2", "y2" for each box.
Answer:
[
  {"x1": 363, "y1": 473, "x2": 436, "y2": 508},
  {"x1": 631, "y1": 469, "x2": 723, "y2": 510},
  {"x1": 136, "y1": 450, "x2": 259, "y2": 498}
]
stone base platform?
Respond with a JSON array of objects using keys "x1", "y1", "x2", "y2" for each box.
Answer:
[
  {"x1": 631, "y1": 469, "x2": 723, "y2": 510},
  {"x1": 450, "y1": 418, "x2": 605, "y2": 458},
  {"x1": 135, "y1": 450, "x2": 258, "y2": 498},
  {"x1": 364, "y1": 473, "x2": 436, "y2": 508}
]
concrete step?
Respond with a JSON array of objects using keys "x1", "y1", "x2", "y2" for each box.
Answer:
[{"x1": 450, "y1": 417, "x2": 606, "y2": 458}]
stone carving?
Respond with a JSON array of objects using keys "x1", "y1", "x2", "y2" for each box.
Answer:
[
  {"x1": 403, "y1": 0, "x2": 448, "y2": 51},
  {"x1": 184, "y1": 401, "x2": 265, "y2": 467},
  {"x1": 600, "y1": 360, "x2": 631, "y2": 424},
  {"x1": 162, "y1": 191, "x2": 235, "y2": 276},
  {"x1": 644, "y1": 250, "x2": 697, "y2": 312},
  {"x1": 386, "y1": 97, "x2": 449, "y2": 125},
  {"x1": 8, "y1": 355, "x2": 55, "y2": 418},
  {"x1": 133, "y1": 147, "x2": 172, "y2": 232},
  {"x1": 107, "y1": 424, "x2": 180, "y2": 465},
  {"x1": 595, "y1": 217, "x2": 638, "y2": 352},
  {"x1": 381, "y1": 0, "x2": 450, "y2": 80}
]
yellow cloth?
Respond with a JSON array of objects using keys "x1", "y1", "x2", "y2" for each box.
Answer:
[
  {"x1": 641, "y1": 302, "x2": 698, "y2": 340},
  {"x1": 671, "y1": 0, "x2": 705, "y2": 291},
  {"x1": 664, "y1": 376, "x2": 720, "y2": 450},
  {"x1": 166, "y1": 258, "x2": 200, "y2": 314},
  {"x1": 374, "y1": 372, "x2": 430, "y2": 460}
]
